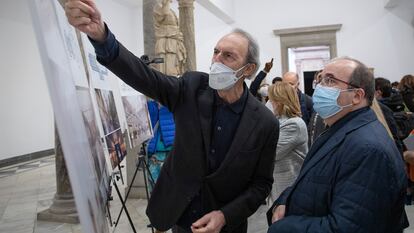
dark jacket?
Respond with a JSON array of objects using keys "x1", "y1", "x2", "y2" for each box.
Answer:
[
  {"x1": 100, "y1": 43, "x2": 280, "y2": 232},
  {"x1": 401, "y1": 86, "x2": 414, "y2": 112},
  {"x1": 298, "y1": 91, "x2": 313, "y2": 125},
  {"x1": 380, "y1": 89, "x2": 405, "y2": 112},
  {"x1": 249, "y1": 70, "x2": 267, "y2": 97},
  {"x1": 267, "y1": 108, "x2": 407, "y2": 233}
]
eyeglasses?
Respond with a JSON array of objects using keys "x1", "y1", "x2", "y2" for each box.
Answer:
[{"x1": 317, "y1": 74, "x2": 360, "y2": 88}]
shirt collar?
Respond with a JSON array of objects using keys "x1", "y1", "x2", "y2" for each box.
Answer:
[{"x1": 214, "y1": 86, "x2": 248, "y2": 114}]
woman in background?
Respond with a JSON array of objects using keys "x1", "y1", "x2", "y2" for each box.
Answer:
[
  {"x1": 268, "y1": 82, "x2": 308, "y2": 201},
  {"x1": 399, "y1": 74, "x2": 414, "y2": 112}
]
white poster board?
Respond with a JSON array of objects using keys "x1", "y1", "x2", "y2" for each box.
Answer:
[
  {"x1": 81, "y1": 33, "x2": 111, "y2": 90},
  {"x1": 29, "y1": 1, "x2": 110, "y2": 232}
]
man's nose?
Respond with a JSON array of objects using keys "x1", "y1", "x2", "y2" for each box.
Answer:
[{"x1": 212, "y1": 52, "x2": 224, "y2": 63}]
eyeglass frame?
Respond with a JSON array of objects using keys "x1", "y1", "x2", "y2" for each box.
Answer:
[{"x1": 317, "y1": 74, "x2": 360, "y2": 89}]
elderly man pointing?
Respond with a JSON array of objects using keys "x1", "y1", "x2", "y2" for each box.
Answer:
[{"x1": 65, "y1": 1, "x2": 279, "y2": 233}]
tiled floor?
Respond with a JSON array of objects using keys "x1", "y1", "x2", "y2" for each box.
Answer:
[{"x1": 0, "y1": 155, "x2": 414, "y2": 233}]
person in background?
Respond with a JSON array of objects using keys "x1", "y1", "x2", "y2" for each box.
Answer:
[
  {"x1": 250, "y1": 58, "x2": 274, "y2": 102},
  {"x1": 375, "y1": 77, "x2": 405, "y2": 112},
  {"x1": 399, "y1": 74, "x2": 414, "y2": 112},
  {"x1": 282, "y1": 72, "x2": 314, "y2": 125},
  {"x1": 267, "y1": 57, "x2": 408, "y2": 233},
  {"x1": 267, "y1": 82, "x2": 308, "y2": 201},
  {"x1": 307, "y1": 70, "x2": 325, "y2": 147},
  {"x1": 64, "y1": 1, "x2": 280, "y2": 232},
  {"x1": 392, "y1": 81, "x2": 400, "y2": 91},
  {"x1": 272, "y1": 77, "x2": 282, "y2": 84}
]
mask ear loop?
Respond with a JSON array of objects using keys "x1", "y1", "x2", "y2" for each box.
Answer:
[
  {"x1": 338, "y1": 88, "x2": 359, "y2": 109},
  {"x1": 235, "y1": 63, "x2": 250, "y2": 79}
]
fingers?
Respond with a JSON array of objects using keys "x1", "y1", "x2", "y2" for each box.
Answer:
[
  {"x1": 271, "y1": 205, "x2": 285, "y2": 223},
  {"x1": 270, "y1": 58, "x2": 274, "y2": 63},
  {"x1": 65, "y1": 0, "x2": 95, "y2": 16},
  {"x1": 68, "y1": 16, "x2": 92, "y2": 27},
  {"x1": 66, "y1": 7, "x2": 90, "y2": 19},
  {"x1": 192, "y1": 214, "x2": 210, "y2": 228}
]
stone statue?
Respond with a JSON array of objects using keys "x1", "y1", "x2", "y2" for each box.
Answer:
[{"x1": 154, "y1": 0, "x2": 187, "y2": 76}]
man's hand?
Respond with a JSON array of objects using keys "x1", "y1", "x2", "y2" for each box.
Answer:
[
  {"x1": 191, "y1": 210, "x2": 226, "y2": 233},
  {"x1": 65, "y1": 0, "x2": 106, "y2": 42},
  {"x1": 264, "y1": 58, "x2": 274, "y2": 73},
  {"x1": 404, "y1": 150, "x2": 414, "y2": 164},
  {"x1": 271, "y1": 205, "x2": 285, "y2": 223}
]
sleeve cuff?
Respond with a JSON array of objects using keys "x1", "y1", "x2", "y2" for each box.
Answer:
[{"x1": 88, "y1": 23, "x2": 119, "y2": 64}]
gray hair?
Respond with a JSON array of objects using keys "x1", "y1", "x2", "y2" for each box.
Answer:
[
  {"x1": 331, "y1": 56, "x2": 375, "y2": 106},
  {"x1": 230, "y1": 28, "x2": 260, "y2": 78}
]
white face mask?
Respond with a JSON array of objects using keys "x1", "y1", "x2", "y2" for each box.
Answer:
[
  {"x1": 209, "y1": 62, "x2": 248, "y2": 90},
  {"x1": 258, "y1": 85, "x2": 269, "y2": 97}
]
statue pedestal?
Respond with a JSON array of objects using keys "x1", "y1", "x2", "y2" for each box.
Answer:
[{"x1": 37, "y1": 193, "x2": 79, "y2": 224}]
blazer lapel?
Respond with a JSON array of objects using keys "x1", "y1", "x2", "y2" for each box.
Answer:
[{"x1": 197, "y1": 87, "x2": 214, "y2": 160}]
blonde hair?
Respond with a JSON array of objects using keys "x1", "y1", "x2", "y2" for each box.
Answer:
[
  {"x1": 268, "y1": 82, "x2": 301, "y2": 118},
  {"x1": 371, "y1": 98, "x2": 393, "y2": 139},
  {"x1": 399, "y1": 74, "x2": 414, "y2": 90}
]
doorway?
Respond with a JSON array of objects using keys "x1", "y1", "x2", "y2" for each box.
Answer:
[{"x1": 304, "y1": 71, "x2": 317, "y2": 96}]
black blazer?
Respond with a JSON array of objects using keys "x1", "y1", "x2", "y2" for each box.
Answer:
[{"x1": 101, "y1": 43, "x2": 280, "y2": 232}]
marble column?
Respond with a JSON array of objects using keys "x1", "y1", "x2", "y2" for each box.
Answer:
[
  {"x1": 178, "y1": 0, "x2": 197, "y2": 71},
  {"x1": 143, "y1": 0, "x2": 156, "y2": 60},
  {"x1": 37, "y1": 125, "x2": 79, "y2": 223}
]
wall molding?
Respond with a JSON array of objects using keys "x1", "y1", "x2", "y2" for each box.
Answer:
[
  {"x1": 273, "y1": 24, "x2": 342, "y2": 74},
  {"x1": 0, "y1": 149, "x2": 55, "y2": 168}
]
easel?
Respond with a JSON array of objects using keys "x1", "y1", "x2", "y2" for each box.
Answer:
[{"x1": 109, "y1": 141, "x2": 156, "y2": 233}]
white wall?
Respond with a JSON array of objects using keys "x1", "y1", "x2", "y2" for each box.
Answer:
[
  {"x1": 0, "y1": 0, "x2": 54, "y2": 160},
  {"x1": 228, "y1": 0, "x2": 414, "y2": 82},
  {"x1": 0, "y1": 0, "x2": 142, "y2": 161}
]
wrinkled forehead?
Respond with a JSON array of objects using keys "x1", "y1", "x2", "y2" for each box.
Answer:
[{"x1": 215, "y1": 33, "x2": 248, "y2": 58}]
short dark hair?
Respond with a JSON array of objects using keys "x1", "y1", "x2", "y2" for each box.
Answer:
[
  {"x1": 272, "y1": 77, "x2": 282, "y2": 84},
  {"x1": 375, "y1": 77, "x2": 392, "y2": 98},
  {"x1": 333, "y1": 57, "x2": 375, "y2": 106}
]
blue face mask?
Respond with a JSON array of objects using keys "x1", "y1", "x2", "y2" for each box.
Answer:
[{"x1": 312, "y1": 85, "x2": 354, "y2": 119}]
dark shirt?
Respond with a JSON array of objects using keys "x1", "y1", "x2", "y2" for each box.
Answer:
[
  {"x1": 209, "y1": 88, "x2": 248, "y2": 172},
  {"x1": 88, "y1": 26, "x2": 249, "y2": 230},
  {"x1": 178, "y1": 88, "x2": 248, "y2": 229}
]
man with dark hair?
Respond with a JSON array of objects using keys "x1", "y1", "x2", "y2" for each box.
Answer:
[
  {"x1": 267, "y1": 57, "x2": 407, "y2": 233},
  {"x1": 272, "y1": 77, "x2": 282, "y2": 84},
  {"x1": 282, "y1": 72, "x2": 314, "y2": 125},
  {"x1": 375, "y1": 77, "x2": 405, "y2": 112},
  {"x1": 65, "y1": 1, "x2": 279, "y2": 233}
]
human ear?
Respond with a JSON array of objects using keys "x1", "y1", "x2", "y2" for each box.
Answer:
[
  {"x1": 352, "y1": 88, "x2": 365, "y2": 105},
  {"x1": 244, "y1": 63, "x2": 256, "y2": 76}
]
